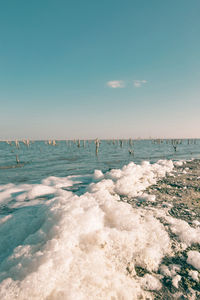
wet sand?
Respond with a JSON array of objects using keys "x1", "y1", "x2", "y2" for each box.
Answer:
[{"x1": 122, "y1": 159, "x2": 200, "y2": 299}]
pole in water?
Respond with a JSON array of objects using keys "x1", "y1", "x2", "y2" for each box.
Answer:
[
  {"x1": 15, "y1": 139, "x2": 19, "y2": 149},
  {"x1": 16, "y1": 155, "x2": 20, "y2": 164},
  {"x1": 128, "y1": 149, "x2": 134, "y2": 156},
  {"x1": 95, "y1": 138, "x2": 100, "y2": 155}
]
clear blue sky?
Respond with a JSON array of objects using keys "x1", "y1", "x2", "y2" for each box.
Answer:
[{"x1": 0, "y1": 0, "x2": 199, "y2": 139}]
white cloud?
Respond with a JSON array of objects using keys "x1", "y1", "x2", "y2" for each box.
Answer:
[
  {"x1": 107, "y1": 80, "x2": 125, "y2": 88},
  {"x1": 133, "y1": 80, "x2": 147, "y2": 88},
  {"x1": 106, "y1": 79, "x2": 148, "y2": 88}
]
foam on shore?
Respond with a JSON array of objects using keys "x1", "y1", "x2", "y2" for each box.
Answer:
[{"x1": 0, "y1": 160, "x2": 199, "y2": 299}]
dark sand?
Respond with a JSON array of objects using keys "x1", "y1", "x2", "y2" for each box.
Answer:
[{"x1": 123, "y1": 159, "x2": 200, "y2": 299}]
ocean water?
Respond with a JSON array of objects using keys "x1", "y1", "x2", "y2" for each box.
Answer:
[{"x1": 0, "y1": 139, "x2": 199, "y2": 299}]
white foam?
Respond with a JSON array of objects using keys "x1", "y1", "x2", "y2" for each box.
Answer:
[
  {"x1": 92, "y1": 159, "x2": 174, "y2": 198},
  {"x1": 0, "y1": 160, "x2": 177, "y2": 299},
  {"x1": 0, "y1": 161, "x2": 187, "y2": 300},
  {"x1": 42, "y1": 176, "x2": 74, "y2": 188},
  {"x1": 165, "y1": 217, "x2": 200, "y2": 246},
  {"x1": 193, "y1": 220, "x2": 200, "y2": 226},
  {"x1": 187, "y1": 251, "x2": 200, "y2": 270},
  {"x1": 140, "y1": 274, "x2": 162, "y2": 291},
  {"x1": 174, "y1": 161, "x2": 184, "y2": 167},
  {"x1": 93, "y1": 170, "x2": 104, "y2": 180},
  {"x1": 172, "y1": 274, "x2": 181, "y2": 288},
  {"x1": 0, "y1": 184, "x2": 30, "y2": 204},
  {"x1": 189, "y1": 270, "x2": 199, "y2": 282},
  {"x1": 138, "y1": 193, "x2": 156, "y2": 202},
  {"x1": 160, "y1": 265, "x2": 171, "y2": 277},
  {"x1": 27, "y1": 184, "x2": 56, "y2": 199},
  {"x1": 0, "y1": 190, "x2": 159, "y2": 299},
  {"x1": 160, "y1": 264, "x2": 180, "y2": 278}
]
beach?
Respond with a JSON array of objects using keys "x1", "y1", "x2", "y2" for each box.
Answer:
[{"x1": 0, "y1": 140, "x2": 199, "y2": 299}]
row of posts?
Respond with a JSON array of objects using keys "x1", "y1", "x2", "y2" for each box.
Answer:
[{"x1": 2, "y1": 138, "x2": 199, "y2": 164}]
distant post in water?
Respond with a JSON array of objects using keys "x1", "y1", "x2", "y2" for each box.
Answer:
[
  {"x1": 16, "y1": 155, "x2": 20, "y2": 164},
  {"x1": 95, "y1": 138, "x2": 100, "y2": 155}
]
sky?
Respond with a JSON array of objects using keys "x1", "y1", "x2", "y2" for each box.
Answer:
[{"x1": 0, "y1": 0, "x2": 200, "y2": 140}]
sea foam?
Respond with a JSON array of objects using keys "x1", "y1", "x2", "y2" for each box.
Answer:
[{"x1": 0, "y1": 159, "x2": 198, "y2": 300}]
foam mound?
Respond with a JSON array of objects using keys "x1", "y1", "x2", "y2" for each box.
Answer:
[{"x1": 1, "y1": 159, "x2": 198, "y2": 300}]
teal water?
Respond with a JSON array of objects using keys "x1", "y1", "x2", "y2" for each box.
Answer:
[{"x1": 0, "y1": 139, "x2": 199, "y2": 185}]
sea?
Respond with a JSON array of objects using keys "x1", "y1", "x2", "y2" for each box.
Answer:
[{"x1": 0, "y1": 139, "x2": 199, "y2": 299}]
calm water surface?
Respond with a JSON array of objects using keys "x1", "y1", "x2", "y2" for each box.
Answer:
[{"x1": 0, "y1": 139, "x2": 199, "y2": 185}]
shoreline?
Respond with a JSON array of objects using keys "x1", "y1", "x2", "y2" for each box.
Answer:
[{"x1": 124, "y1": 159, "x2": 200, "y2": 299}]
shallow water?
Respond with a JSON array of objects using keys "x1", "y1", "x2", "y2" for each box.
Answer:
[
  {"x1": 0, "y1": 139, "x2": 199, "y2": 299},
  {"x1": 0, "y1": 139, "x2": 199, "y2": 185}
]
